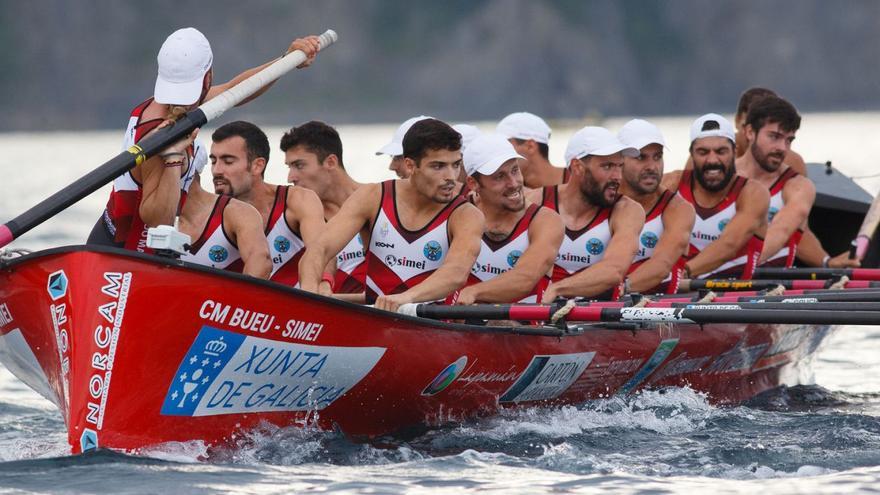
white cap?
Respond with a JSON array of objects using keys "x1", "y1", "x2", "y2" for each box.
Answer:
[
  {"x1": 375, "y1": 115, "x2": 433, "y2": 156},
  {"x1": 618, "y1": 119, "x2": 668, "y2": 151},
  {"x1": 690, "y1": 113, "x2": 736, "y2": 144},
  {"x1": 564, "y1": 126, "x2": 639, "y2": 165},
  {"x1": 464, "y1": 133, "x2": 523, "y2": 177},
  {"x1": 154, "y1": 28, "x2": 213, "y2": 105},
  {"x1": 496, "y1": 112, "x2": 552, "y2": 144},
  {"x1": 453, "y1": 124, "x2": 481, "y2": 151}
]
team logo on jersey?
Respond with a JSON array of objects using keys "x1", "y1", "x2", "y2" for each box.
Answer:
[
  {"x1": 274, "y1": 236, "x2": 291, "y2": 253},
  {"x1": 380, "y1": 222, "x2": 390, "y2": 238},
  {"x1": 356, "y1": 234, "x2": 363, "y2": 246},
  {"x1": 768, "y1": 207, "x2": 779, "y2": 222},
  {"x1": 423, "y1": 240, "x2": 443, "y2": 261},
  {"x1": 586, "y1": 238, "x2": 605, "y2": 256},
  {"x1": 718, "y1": 219, "x2": 730, "y2": 232},
  {"x1": 640, "y1": 231, "x2": 659, "y2": 249},
  {"x1": 208, "y1": 245, "x2": 229, "y2": 263},
  {"x1": 507, "y1": 249, "x2": 523, "y2": 267}
]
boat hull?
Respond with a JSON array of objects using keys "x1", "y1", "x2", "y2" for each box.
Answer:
[{"x1": 0, "y1": 247, "x2": 836, "y2": 453}]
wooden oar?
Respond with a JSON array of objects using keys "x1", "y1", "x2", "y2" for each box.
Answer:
[
  {"x1": 0, "y1": 29, "x2": 338, "y2": 249},
  {"x1": 679, "y1": 278, "x2": 880, "y2": 292},
  {"x1": 399, "y1": 302, "x2": 880, "y2": 325},
  {"x1": 754, "y1": 267, "x2": 880, "y2": 281}
]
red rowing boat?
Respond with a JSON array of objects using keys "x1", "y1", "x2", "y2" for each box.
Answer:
[{"x1": 0, "y1": 246, "x2": 836, "y2": 454}]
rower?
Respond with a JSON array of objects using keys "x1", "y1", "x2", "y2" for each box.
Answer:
[
  {"x1": 735, "y1": 96, "x2": 815, "y2": 267},
  {"x1": 454, "y1": 134, "x2": 563, "y2": 304},
  {"x1": 617, "y1": 119, "x2": 695, "y2": 294},
  {"x1": 210, "y1": 121, "x2": 329, "y2": 290},
  {"x1": 375, "y1": 115, "x2": 432, "y2": 179},
  {"x1": 177, "y1": 173, "x2": 271, "y2": 278},
  {"x1": 525, "y1": 127, "x2": 645, "y2": 302},
  {"x1": 662, "y1": 114, "x2": 769, "y2": 279},
  {"x1": 281, "y1": 121, "x2": 366, "y2": 294},
  {"x1": 496, "y1": 112, "x2": 566, "y2": 188},
  {"x1": 87, "y1": 27, "x2": 320, "y2": 251},
  {"x1": 735, "y1": 88, "x2": 807, "y2": 174},
  {"x1": 299, "y1": 119, "x2": 485, "y2": 312}
]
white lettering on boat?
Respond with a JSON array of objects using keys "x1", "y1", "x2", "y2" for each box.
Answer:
[
  {"x1": 703, "y1": 340, "x2": 768, "y2": 374},
  {"x1": 458, "y1": 365, "x2": 521, "y2": 387},
  {"x1": 198, "y1": 300, "x2": 324, "y2": 342},
  {"x1": 282, "y1": 320, "x2": 323, "y2": 342},
  {"x1": 160, "y1": 327, "x2": 385, "y2": 417},
  {"x1": 499, "y1": 352, "x2": 595, "y2": 403},
  {"x1": 649, "y1": 352, "x2": 712, "y2": 383},
  {"x1": 0, "y1": 303, "x2": 12, "y2": 328}
]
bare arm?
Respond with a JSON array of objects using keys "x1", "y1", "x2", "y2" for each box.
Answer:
[
  {"x1": 376, "y1": 204, "x2": 485, "y2": 311},
  {"x1": 628, "y1": 197, "x2": 695, "y2": 293},
  {"x1": 796, "y1": 228, "x2": 861, "y2": 268},
  {"x1": 542, "y1": 198, "x2": 644, "y2": 301},
  {"x1": 459, "y1": 208, "x2": 563, "y2": 304},
  {"x1": 759, "y1": 176, "x2": 815, "y2": 263},
  {"x1": 686, "y1": 182, "x2": 769, "y2": 277},
  {"x1": 205, "y1": 37, "x2": 320, "y2": 106},
  {"x1": 287, "y1": 186, "x2": 335, "y2": 292},
  {"x1": 138, "y1": 127, "x2": 199, "y2": 227},
  {"x1": 299, "y1": 184, "x2": 380, "y2": 293},
  {"x1": 225, "y1": 199, "x2": 272, "y2": 279},
  {"x1": 785, "y1": 150, "x2": 808, "y2": 176}
]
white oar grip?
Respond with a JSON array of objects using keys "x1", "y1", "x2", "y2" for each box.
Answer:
[
  {"x1": 199, "y1": 29, "x2": 338, "y2": 121},
  {"x1": 397, "y1": 303, "x2": 420, "y2": 317}
]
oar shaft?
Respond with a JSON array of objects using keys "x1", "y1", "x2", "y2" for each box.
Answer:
[
  {"x1": 754, "y1": 267, "x2": 880, "y2": 281},
  {"x1": 594, "y1": 307, "x2": 880, "y2": 325}
]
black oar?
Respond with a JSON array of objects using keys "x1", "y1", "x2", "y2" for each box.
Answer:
[
  {"x1": 755, "y1": 267, "x2": 880, "y2": 281},
  {"x1": 399, "y1": 302, "x2": 880, "y2": 325},
  {"x1": 671, "y1": 301, "x2": 880, "y2": 311},
  {"x1": 0, "y1": 30, "x2": 338, "y2": 249}
]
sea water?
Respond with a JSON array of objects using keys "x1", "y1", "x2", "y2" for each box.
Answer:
[{"x1": 1, "y1": 114, "x2": 880, "y2": 494}]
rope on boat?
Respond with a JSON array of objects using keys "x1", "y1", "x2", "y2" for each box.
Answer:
[
  {"x1": 550, "y1": 299, "x2": 577, "y2": 324},
  {"x1": 765, "y1": 284, "x2": 786, "y2": 296},
  {"x1": 632, "y1": 296, "x2": 653, "y2": 308},
  {"x1": 696, "y1": 290, "x2": 717, "y2": 303},
  {"x1": 829, "y1": 275, "x2": 850, "y2": 290}
]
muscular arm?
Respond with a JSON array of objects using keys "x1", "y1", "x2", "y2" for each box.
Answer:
[
  {"x1": 379, "y1": 204, "x2": 485, "y2": 310},
  {"x1": 760, "y1": 176, "x2": 815, "y2": 263},
  {"x1": 138, "y1": 157, "x2": 183, "y2": 227},
  {"x1": 686, "y1": 182, "x2": 769, "y2": 277},
  {"x1": 628, "y1": 197, "x2": 695, "y2": 293},
  {"x1": 225, "y1": 199, "x2": 272, "y2": 279},
  {"x1": 288, "y1": 186, "x2": 335, "y2": 292},
  {"x1": 661, "y1": 170, "x2": 683, "y2": 192},
  {"x1": 461, "y1": 208, "x2": 563, "y2": 303},
  {"x1": 543, "y1": 199, "x2": 644, "y2": 301},
  {"x1": 299, "y1": 184, "x2": 379, "y2": 293}
]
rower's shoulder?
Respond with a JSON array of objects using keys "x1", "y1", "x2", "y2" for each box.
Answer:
[
  {"x1": 225, "y1": 196, "x2": 264, "y2": 226},
  {"x1": 661, "y1": 169, "x2": 684, "y2": 190},
  {"x1": 614, "y1": 195, "x2": 646, "y2": 217},
  {"x1": 739, "y1": 178, "x2": 771, "y2": 205},
  {"x1": 665, "y1": 191, "x2": 695, "y2": 216},
  {"x1": 786, "y1": 150, "x2": 808, "y2": 175},
  {"x1": 533, "y1": 204, "x2": 563, "y2": 230}
]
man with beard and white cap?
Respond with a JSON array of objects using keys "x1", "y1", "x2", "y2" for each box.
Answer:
[
  {"x1": 376, "y1": 115, "x2": 433, "y2": 179},
  {"x1": 618, "y1": 120, "x2": 695, "y2": 294},
  {"x1": 734, "y1": 96, "x2": 815, "y2": 267},
  {"x1": 453, "y1": 134, "x2": 563, "y2": 304},
  {"x1": 87, "y1": 27, "x2": 321, "y2": 251},
  {"x1": 662, "y1": 114, "x2": 769, "y2": 279},
  {"x1": 526, "y1": 127, "x2": 645, "y2": 302},
  {"x1": 497, "y1": 112, "x2": 566, "y2": 188}
]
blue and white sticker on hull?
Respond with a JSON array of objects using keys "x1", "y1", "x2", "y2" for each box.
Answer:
[
  {"x1": 161, "y1": 326, "x2": 385, "y2": 417},
  {"x1": 499, "y1": 352, "x2": 595, "y2": 403},
  {"x1": 617, "y1": 338, "x2": 679, "y2": 395}
]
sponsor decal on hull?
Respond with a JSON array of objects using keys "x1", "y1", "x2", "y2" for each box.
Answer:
[
  {"x1": 500, "y1": 352, "x2": 595, "y2": 403},
  {"x1": 422, "y1": 356, "x2": 468, "y2": 396},
  {"x1": 161, "y1": 327, "x2": 385, "y2": 416},
  {"x1": 617, "y1": 338, "x2": 679, "y2": 395}
]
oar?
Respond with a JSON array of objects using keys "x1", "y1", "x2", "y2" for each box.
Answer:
[
  {"x1": 679, "y1": 278, "x2": 880, "y2": 292},
  {"x1": 0, "y1": 29, "x2": 338, "y2": 249},
  {"x1": 399, "y1": 302, "x2": 880, "y2": 325},
  {"x1": 754, "y1": 267, "x2": 880, "y2": 281}
]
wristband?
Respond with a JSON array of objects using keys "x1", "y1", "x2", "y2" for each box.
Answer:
[
  {"x1": 321, "y1": 273, "x2": 335, "y2": 291},
  {"x1": 822, "y1": 255, "x2": 831, "y2": 268},
  {"x1": 164, "y1": 160, "x2": 184, "y2": 168}
]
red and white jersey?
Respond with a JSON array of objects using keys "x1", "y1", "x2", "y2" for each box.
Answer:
[
  {"x1": 541, "y1": 186, "x2": 615, "y2": 283},
  {"x1": 266, "y1": 186, "x2": 306, "y2": 287},
  {"x1": 463, "y1": 203, "x2": 549, "y2": 303},
  {"x1": 102, "y1": 98, "x2": 207, "y2": 252},
  {"x1": 677, "y1": 170, "x2": 763, "y2": 279},
  {"x1": 365, "y1": 180, "x2": 467, "y2": 304},
  {"x1": 180, "y1": 195, "x2": 243, "y2": 272},
  {"x1": 335, "y1": 234, "x2": 366, "y2": 293},
  {"x1": 762, "y1": 168, "x2": 803, "y2": 268},
  {"x1": 627, "y1": 190, "x2": 683, "y2": 294}
]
